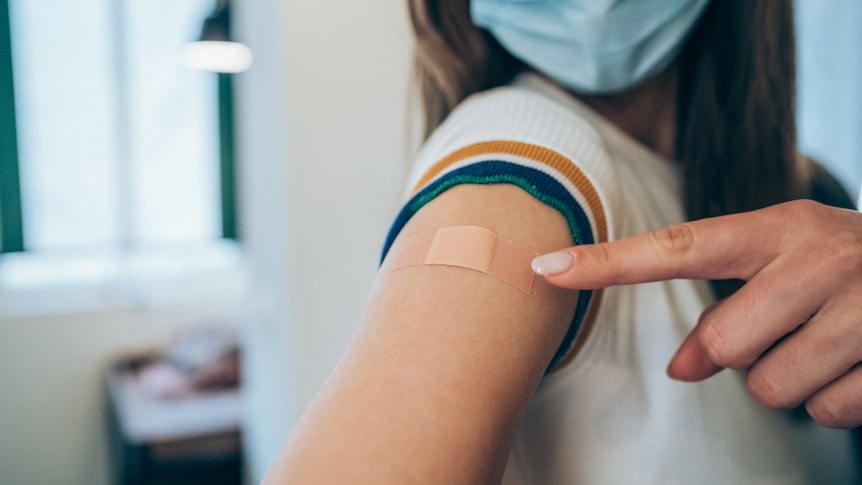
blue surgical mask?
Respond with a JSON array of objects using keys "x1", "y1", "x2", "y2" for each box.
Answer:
[{"x1": 471, "y1": 0, "x2": 711, "y2": 94}]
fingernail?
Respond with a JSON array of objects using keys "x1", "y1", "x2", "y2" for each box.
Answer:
[{"x1": 531, "y1": 252, "x2": 573, "y2": 276}]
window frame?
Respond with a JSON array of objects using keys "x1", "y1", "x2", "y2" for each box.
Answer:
[{"x1": 0, "y1": 0, "x2": 24, "y2": 253}]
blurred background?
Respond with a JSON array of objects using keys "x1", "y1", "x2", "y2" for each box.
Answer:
[{"x1": 0, "y1": 1, "x2": 858, "y2": 484}]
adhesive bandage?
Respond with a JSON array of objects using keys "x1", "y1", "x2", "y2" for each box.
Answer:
[{"x1": 388, "y1": 226, "x2": 540, "y2": 294}]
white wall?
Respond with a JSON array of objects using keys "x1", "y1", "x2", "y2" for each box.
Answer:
[
  {"x1": 234, "y1": 0, "x2": 412, "y2": 482},
  {"x1": 281, "y1": 0, "x2": 412, "y2": 410}
]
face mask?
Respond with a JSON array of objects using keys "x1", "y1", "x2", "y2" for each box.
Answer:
[{"x1": 471, "y1": 0, "x2": 711, "y2": 94}]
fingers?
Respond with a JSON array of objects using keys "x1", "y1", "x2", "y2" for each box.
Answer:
[
  {"x1": 672, "y1": 285, "x2": 862, "y2": 428},
  {"x1": 667, "y1": 262, "x2": 839, "y2": 383},
  {"x1": 531, "y1": 200, "x2": 862, "y2": 427},
  {"x1": 744, "y1": 291, "x2": 862, "y2": 410},
  {"x1": 806, "y1": 364, "x2": 862, "y2": 429},
  {"x1": 532, "y1": 208, "x2": 787, "y2": 290},
  {"x1": 695, "y1": 261, "x2": 827, "y2": 368}
]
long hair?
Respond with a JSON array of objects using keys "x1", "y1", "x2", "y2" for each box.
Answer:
[
  {"x1": 408, "y1": 0, "x2": 524, "y2": 138},
  {"x1": 408, "y1": 0, "x2": 808, "y2": 298}
]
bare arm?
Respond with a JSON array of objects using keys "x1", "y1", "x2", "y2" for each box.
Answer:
[{"x1": 263, "y1": 184, "x2": 580, "y2": 484}]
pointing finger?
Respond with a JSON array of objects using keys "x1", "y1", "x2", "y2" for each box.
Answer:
[{"x1": 531, "y1": 206, "x2": 791, "y2": 290}]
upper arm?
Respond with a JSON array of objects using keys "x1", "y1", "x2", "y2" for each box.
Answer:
[{"x1": 265, "y1": 183, "x2": 580, "y2": 484}]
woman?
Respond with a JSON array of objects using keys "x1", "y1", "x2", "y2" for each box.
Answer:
[{"x1": 264, "y1": 0, "x2": 859, "y2": 483}]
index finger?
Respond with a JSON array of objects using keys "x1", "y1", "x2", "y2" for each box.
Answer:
[{"x1": 531, "y1": 207, "x2": 788, "y2": 290}]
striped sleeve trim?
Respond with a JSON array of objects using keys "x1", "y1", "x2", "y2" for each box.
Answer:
[
  {"x1": 411, "y1": 140, "x2": 608, "y2": 243},
  {"x1": 381, "y1": 141, "x2": 608, "y2": 373}
]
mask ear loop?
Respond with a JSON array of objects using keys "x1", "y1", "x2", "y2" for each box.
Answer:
[{"x1": 387, "y1": 226, "x2": 540, "y2": 294}]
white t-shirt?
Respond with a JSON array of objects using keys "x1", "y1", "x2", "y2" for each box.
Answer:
[{"x1": 380, "y1": 73, "x2": 859, "y2": 484}]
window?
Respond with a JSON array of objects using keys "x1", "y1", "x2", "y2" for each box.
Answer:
[
  {"x1": 796, "y1": 0, "x2": 862, "y2": 205},
  {"x1": 0, "y1": 0, "x2": 242, "y2": 310}
]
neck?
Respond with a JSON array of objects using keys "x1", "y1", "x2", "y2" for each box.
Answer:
[{"x1": 575, "y1": 66, "x2": 678, "y2": 159}]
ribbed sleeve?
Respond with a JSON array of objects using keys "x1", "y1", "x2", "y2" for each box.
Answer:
[{"x1": 380, "y1": 75, "x2": 621, "y2": 372}]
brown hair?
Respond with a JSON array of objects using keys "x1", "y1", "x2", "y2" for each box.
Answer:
[
  {"x1": 408, "y1": 0, "x2": 523, "y2": 137},
  {"x1": 408, "y1": 0, "x2": 808, "y2": 298}
]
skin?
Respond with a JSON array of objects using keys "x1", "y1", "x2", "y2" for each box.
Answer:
[
  {"x1": 264, "y1": 184, "x2": 579, "y2": 484},
  {"x1": 576, "y1": 64, "x2": 678, "y2": 158},
  {"x1": 534, "y1": 200, "x2": 862, "y2": 429}
]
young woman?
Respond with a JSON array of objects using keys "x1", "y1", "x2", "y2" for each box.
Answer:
[{"x1": 264, "y1": 1, "x2": 860, "y2": 483}]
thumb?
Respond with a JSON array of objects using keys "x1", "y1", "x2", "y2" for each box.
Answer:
[
  {"x1": 667, "y1": 332, "x2": 724, "y2": 382},
  {"x1": 667, "y1": 301, "x2": 725, "y2": 381}
]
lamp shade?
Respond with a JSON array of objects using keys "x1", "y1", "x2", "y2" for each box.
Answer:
[{"x1": 186, "y1": 3, "x2": 252, "y2": 73}]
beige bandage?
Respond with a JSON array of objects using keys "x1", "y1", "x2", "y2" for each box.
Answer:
[{"x1": 389, "y1": 226, "x2": 540, "y2": 294}]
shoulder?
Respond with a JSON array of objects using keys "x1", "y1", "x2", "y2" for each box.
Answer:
[
  {"x1": 382, "y1": 76, "x2": 624, "y2": 372},
  {"x1": 407, "y1": 74, "x2": 613, "y2": 196},
  {"x1": 400, "y1": 74, "x2": 622, "y2": 253}
]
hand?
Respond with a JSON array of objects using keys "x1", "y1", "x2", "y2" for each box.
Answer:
[{"x1": 531, "y1": 200, "x2": 862, "y2": 428}]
